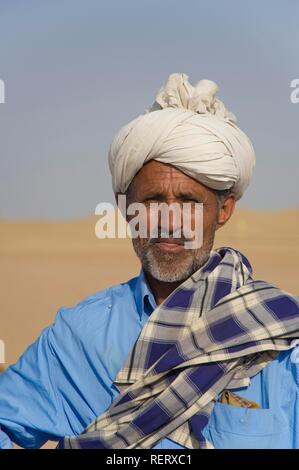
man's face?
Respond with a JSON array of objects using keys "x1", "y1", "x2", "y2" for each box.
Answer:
[{"x1": 122, "y1": 160, "x2": 227, "y2": 283}]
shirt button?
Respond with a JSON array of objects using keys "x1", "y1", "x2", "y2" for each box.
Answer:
[{"x1": 239, "y1": 411, "x2": 249, "y2": 424}]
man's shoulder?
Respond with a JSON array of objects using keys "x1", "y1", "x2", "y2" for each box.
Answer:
[{"x1": 51, "y1": 276, "x2": 138, "y2": 331}]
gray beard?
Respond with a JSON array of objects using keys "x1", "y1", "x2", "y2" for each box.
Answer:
[{"x1": 132, "y1": 232, "x2": 215, "y2": 283}]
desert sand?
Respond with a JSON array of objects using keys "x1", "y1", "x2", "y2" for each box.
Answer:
[
  {"x1": 1, "y1": 208, "x2": 298, "y2": 368},
  {"x1": 0, "y1": 208, "x2": 298, "y2": 447}
]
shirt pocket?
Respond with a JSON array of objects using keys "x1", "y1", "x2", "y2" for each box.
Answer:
[{"x1": 202, "y1": 402, "x2": 289, "y2": 449}]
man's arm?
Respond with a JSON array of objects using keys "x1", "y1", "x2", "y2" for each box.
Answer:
[
  {"x1": 0, "y1": 294, "x2": 117, "y2": 449},
  {"x1": 0, "y1": 322, "x2": 64, "y2": 448}
]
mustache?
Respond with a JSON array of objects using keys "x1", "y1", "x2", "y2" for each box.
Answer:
[{"x1": 148, "y1": 227, "x2": 194, "y2": 244}]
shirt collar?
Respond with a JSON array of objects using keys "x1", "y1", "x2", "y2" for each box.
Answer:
[{"x1": 133, "y1": 269, "x2": 157, "y2": 320}]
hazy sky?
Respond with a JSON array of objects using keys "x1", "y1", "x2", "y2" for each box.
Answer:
[{"x1": 0, "y1": 0, "x2": 298, "y2": 219}]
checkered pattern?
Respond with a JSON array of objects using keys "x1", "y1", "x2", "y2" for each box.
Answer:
[{"x1": 58, "y1": 247, "x2": 299, "y2": 449}]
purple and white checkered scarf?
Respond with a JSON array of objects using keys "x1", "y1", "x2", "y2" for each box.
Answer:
[{"x1": 58, "y1": 246, "x2": 299, "y2": 449}]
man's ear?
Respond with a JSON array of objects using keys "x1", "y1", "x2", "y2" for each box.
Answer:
[{"x1": 216, "y1": 193, "x2": 236, "y2": 231}]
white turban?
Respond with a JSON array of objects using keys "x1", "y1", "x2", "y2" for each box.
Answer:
[{"x1": 108, "y1": 73, "x2": 255, "y2": 200}]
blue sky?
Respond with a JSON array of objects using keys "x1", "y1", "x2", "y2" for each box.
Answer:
[{"x1": 0, "y1": 0, "x2": 298, "y2": 219}]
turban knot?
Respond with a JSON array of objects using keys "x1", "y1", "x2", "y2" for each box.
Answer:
[{"x1": 108, "y1": 73, "x2": 256, "y2": 200}]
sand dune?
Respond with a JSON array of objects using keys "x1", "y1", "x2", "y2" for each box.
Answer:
[{"x1": 0, "y1": 208, "x2": 298, "y2": 369}]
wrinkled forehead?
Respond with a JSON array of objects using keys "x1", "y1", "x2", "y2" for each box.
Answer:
[{"x1": 127, "y1": 160, "x2": 215, "y2": 200}]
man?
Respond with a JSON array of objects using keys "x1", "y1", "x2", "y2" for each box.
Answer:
[{"x1": 0, "y1": 73, "x2": 298, "y2": 449}]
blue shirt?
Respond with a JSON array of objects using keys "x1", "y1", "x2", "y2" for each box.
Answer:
[{"x1": 0, "y1": 270, "x2": 298, "y2": 449}]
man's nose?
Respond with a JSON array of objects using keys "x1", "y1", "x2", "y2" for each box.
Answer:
[{"x1": 156, "y1": 200, "x2": 183, "y2": 234}]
